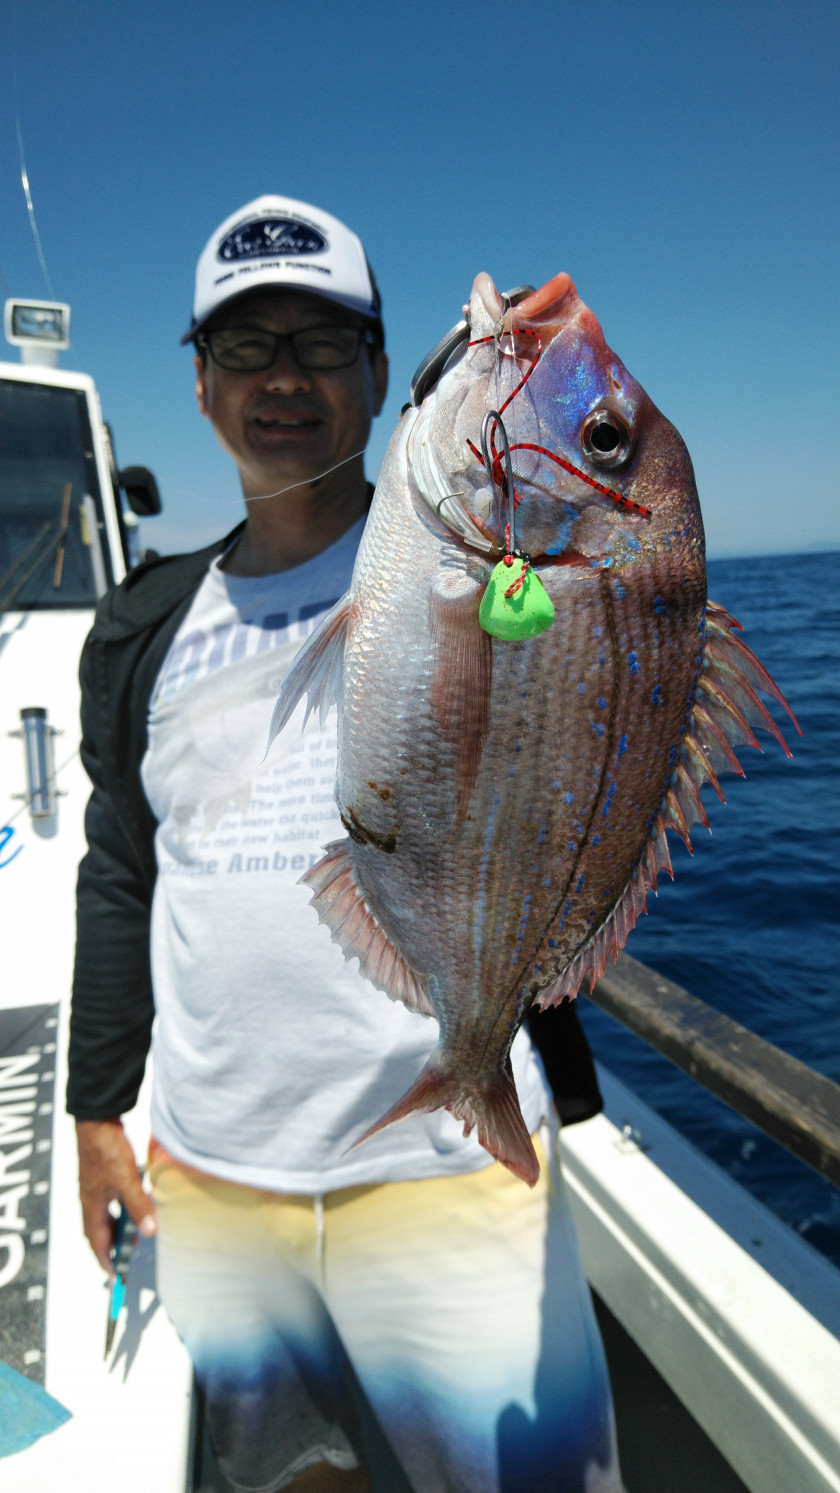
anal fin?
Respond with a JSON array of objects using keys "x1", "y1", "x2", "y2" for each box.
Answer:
[{"x1": 302, "y1": 839, "x2": 433, "y2": 1017}]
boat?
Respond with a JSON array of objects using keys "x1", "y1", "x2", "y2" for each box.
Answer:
[
  {"x1": 0, "y1": 299, "x2": 192, "y2": 1490},
  {"x1": 1, "y1": 300, "x2": 838, "y2": 1491}
]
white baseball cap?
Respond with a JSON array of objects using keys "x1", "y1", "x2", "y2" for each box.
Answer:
[{"x1": 181, "y1": 194, "x2": 382, "y2": 345}]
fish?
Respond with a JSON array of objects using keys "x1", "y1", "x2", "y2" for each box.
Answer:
[{"x1": 269, "y1": 269, "x2": 798, "y2": 1186}]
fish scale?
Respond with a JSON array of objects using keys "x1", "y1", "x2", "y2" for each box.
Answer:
[{"x1": 269, "y1": 268, "x2": 797, "y2": 1184}]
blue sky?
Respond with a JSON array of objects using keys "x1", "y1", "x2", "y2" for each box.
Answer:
[{"x1": 1, "y1": 0, "x2": 837, "y2": 559}]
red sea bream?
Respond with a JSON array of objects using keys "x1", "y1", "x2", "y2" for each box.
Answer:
[{"x1": 270, "y1": 270, "x2": 798, "y2": 1185}]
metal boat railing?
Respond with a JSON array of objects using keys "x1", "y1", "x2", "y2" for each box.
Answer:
[{"x1": 588, "y1": 952, "x2": 840, "y2": 1186}]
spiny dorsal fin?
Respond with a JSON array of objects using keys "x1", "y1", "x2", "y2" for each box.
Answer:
[
  {"x1": 301, "y1": 839, "x2": 433, "y2": 1017},
  {"x1": 535, "y1": 601, "x2": 799, "y2": 1006},
  {"x1": 653, "y1": 597, "x2": 799, "y2": 857}
]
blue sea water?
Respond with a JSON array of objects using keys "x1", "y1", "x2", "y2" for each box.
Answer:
[{"x1": 576, "y1": 549, "x2": 840, "y2": 1263}]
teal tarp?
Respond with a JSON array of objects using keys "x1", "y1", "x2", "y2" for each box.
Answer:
[{"x1": 0, "y1": 1361, "x2": 72, "y2": 1458}]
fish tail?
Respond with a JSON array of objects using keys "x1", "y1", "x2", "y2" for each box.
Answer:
[{"x1": 349, "y1": 1053, "x2": 540, "y2": 1187}]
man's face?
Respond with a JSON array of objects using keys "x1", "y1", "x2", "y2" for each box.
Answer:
[{"x1": 195, "y1": 291, "x2": 389, "y2": 498}]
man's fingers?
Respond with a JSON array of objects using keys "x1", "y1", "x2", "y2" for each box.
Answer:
[
  {"x1": 85, "y1": 1204, "x2": 118, "y2": 1276},
  {"x1": 120, "y1": 1168, "x2": 157, "y2": 1236},
  {"x1": 75, "y1": 1117, "x2": 157, "y2": 1275}
]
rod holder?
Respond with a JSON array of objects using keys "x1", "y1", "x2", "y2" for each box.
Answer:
[{"x1": 11, "y1": 707, "x2": 61, "y2": 818}]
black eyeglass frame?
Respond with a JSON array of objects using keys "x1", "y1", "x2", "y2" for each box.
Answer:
[{"x1": 194, "y1": 323, "x2": 378, "y2": 373}]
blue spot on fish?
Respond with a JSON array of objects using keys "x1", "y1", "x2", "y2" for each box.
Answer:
[
  {"x1": 614, "y1": 581, "x2": 626, "y2": 600},
  {"x1": 578, "y1": 682, "x2": 586, "y2": 694},
  {"x1": 511, "y1": 893, "x2": 532, "y2": 966},
  {"x1": 652, "y1": 683, "x2": 663, "y2": 706},
  {"x1": 592, "y1": 722, "x2": 605, "y2": 737},
  {"x1": 597, "y1": 697, "x2": 607, "y2": 709},
  {"x1": 593, "y1": 626, "x2": 604, "y2": 639},
  {"x1": 575, "y1": 874, "x2": 585, "y2": 892},
  {"x1": 567, "y1": 840, "x2": 576, "y2": 852},
  {"x1": 548, "y1": 938, "x2": 557, "y2": 948},
  {"x1": 628, "y1": 651, "x2": 640, "y2": 675},
  {"x1": 617, "y1": 734, "x2": 629, "y2": 757},
  {"x1": 592, "y1": 834, "x2": 601, "y2": 845}
]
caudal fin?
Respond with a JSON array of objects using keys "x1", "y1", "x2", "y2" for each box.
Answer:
[{"x1": 351, "y1": 1053, "x2": 540, "y2": 1186}]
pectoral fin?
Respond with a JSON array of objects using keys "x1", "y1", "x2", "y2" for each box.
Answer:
[{"x1": 429, "y1": 567, "x2": 493, "y2": 824}]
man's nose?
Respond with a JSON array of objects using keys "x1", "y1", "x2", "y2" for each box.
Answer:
[{"x1": 262, "y1": 340, "x2": 313, "y2": 393}]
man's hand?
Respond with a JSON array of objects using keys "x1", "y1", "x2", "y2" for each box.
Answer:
[{"x1": 76, "y1": 1118, "x2": 157, "y2": 1275}]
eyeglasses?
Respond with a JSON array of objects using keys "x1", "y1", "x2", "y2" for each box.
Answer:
[{"x1": 196, "y1": 324, "x2": 374, "y2": 372}]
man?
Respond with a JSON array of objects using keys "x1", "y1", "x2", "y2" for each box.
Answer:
[{"x1": 69, "y1": 196, "x2": 620, "y2": 1493}]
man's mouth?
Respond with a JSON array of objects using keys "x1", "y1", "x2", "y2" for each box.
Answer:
[{"x1": 253, "y1": 415, "x2": 320, "y2": 430}]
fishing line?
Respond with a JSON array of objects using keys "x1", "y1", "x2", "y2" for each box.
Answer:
[
  {"x1": 243, "y1": 447, "x2": 368, "y2": 504},
  {"x1": 3, "y1": 748, "x2": 80, "y2": 828},
  {"x1": 13, "y1": 58, "x2": 56, "y2": 300}
]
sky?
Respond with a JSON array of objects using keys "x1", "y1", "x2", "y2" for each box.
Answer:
[{"x1": 0, "y1": 0, "x2": 837, "y2": 559}]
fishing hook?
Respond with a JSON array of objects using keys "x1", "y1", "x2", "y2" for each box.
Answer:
[{"x1": 481, "y1": 410, "x2": 516, "y2": 555}]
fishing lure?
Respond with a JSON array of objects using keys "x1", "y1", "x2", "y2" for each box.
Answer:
[{"x1": 465, "y1": 327, "x2": 650, "y2": 640}]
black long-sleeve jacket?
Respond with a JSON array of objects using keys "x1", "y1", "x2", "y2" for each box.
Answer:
[{"x1": 67, "y1": 528, "x2": 602, "y2": 1128}]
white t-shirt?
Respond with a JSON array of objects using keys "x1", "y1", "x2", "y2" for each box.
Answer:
[{"x1": 141, "y1": 517, "x2": 549, "y2": 1192}]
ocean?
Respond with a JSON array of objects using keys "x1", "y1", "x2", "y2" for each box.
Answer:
[{"x1": 576, "y1": 549, "x2": 840, "y2": 1263}]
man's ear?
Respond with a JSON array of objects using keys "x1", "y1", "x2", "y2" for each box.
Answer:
[
  {"x1": 194, "y1": 353, "x2": 209, "y2": 418},
  {"x1": 371, "y1": 350, "x2": 389, "y2": 417}
]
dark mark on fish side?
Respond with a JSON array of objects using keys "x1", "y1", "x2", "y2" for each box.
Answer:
[{"x1": 341, "y1": 808, "x2": 398, "y2": 854}]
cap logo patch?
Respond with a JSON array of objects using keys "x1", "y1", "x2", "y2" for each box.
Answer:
[{"x1": 217, "y1": 216, "x2": 327, "y2": 263}]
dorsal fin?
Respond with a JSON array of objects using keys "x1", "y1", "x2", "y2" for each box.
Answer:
[
  {"x1": 535, "y1": 600, "x2": 799, "y2": 1006},
  {"x1": 301, "y1": 839, "x2": 434, "y2": 1017},
  {"x1": 533, "y1": 861, "x2": 651, "y2": 1009}
]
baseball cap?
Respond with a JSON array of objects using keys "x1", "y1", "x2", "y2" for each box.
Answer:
[{"x1": 181, "y1": 195, "x2": 382, "y2": 345}]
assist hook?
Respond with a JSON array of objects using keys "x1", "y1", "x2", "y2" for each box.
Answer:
[{"x1": 480, "y1": 409, "x2": 517, "y2": 556}]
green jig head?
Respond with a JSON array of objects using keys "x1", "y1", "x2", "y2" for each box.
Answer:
[{"x1": 479, "y1": 556, "x2": 555, "y2": 641}]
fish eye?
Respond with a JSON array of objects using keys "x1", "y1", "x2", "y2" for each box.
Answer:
[{"x1": 579, "y1": 409, "x2": 634, "y2": 470}]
